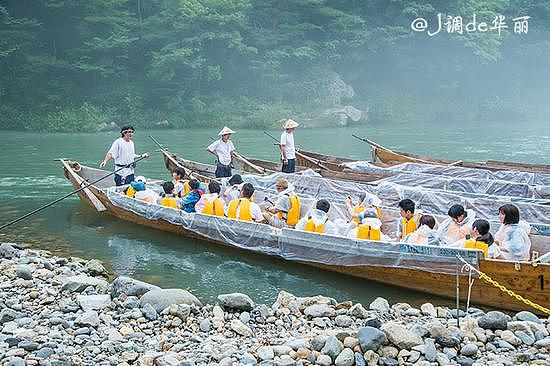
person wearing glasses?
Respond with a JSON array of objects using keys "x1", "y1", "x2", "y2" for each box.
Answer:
[{"x1": 99, "y1": 125, "x2": 149, "y2": 186}]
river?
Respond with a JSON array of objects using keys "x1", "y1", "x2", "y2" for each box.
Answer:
[{"x1": 1, "y1": 120, "x2": 548, "y2": 307}]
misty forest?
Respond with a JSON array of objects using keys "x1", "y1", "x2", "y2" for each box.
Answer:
[{"x1": 1, "y1": 0, "x2": 549, "y2": 132}]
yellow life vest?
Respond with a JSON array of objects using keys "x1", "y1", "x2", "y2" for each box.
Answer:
[
  {"x1": 125, "y1": 185, "x2": 136, "y2": 198},
  {"x1": 401, "y1": 217, "x2": 418, "y2": 240},
  {"x1": 305, "y1": 218, "x2": 325, "y2": 233},
  {"x1": 182, "y1": 181, "x2": 191, "y2": 197},
  {"x1": 227, "y1": 198, "x2": 253, "y2": 221},
  {"x1": 203, "y1": 197, "x2": 224, "y2": 217},
  {"x1": 465, "y1": 239, "x2": 489, "y2": 258},
  {"x1": 161, "y1": 194, "x2": 178, "y2": 209},
  {"x1": 357, "y1": 224, "x2": 381, "y2": 240},
  {"x1": 352, "y1": 205, "x2": 381, "y2": 223},
  {"x1": 277, "y1": 195, "x2": 301, "y2": 226}
]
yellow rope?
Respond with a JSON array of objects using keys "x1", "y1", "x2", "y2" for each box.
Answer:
[{"x1": 478, "y1": 272, "x2": 550, "y2": 315}]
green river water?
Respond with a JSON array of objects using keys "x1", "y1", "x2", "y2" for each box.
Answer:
[{"x1": 0, "y1": 120, "x2": 548, "y2": 307}]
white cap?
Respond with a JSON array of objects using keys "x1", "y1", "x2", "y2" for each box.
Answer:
[{"x1": 218, "y1": 126, "x2": 235, "y2": 136}]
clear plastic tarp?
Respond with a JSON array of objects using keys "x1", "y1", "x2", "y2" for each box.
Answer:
[
  {"x1": 243, "y1": 172, "x2": 550, "y2": 226},
  {"x1": 105, "y1": 187, "x2": 482, "y2": 275},
  {"x1": 343, "y1": 161, "x2": 550, "y2": 187}
]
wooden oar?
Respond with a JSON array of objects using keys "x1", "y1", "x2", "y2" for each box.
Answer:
[{"x1": 263, "y1": 131, "x2": 331, "y2": 171}]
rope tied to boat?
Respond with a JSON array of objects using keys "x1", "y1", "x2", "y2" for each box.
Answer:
[{"x1": 456, "y1": 255, "x2": 550, "y2": 315}]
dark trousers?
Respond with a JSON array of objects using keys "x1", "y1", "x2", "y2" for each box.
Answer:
[
  {"x1": 115, "y1": 174, "x2": 134, "y2": 186},
  {"x1": 282, "y1": 159, "x2": 296, "y2": 173},
  {"x1": 215, "y1": 163, "x2": 232, "y2": 178}
]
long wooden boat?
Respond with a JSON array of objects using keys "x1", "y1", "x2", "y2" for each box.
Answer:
[
  {"x1": 361, "y1": 136, "x2": 550, "y2": 173},
  {"x1": 61, "y1": 159, "x2": 550, "y2": 313}
]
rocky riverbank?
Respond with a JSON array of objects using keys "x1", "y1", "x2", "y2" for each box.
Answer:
[{"x1": 1, "y1": 242, "x2": 549, "y2": 366}]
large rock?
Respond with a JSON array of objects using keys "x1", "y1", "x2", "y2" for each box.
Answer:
[
  {"x1": 478, "y1": 311, "x2": 509, "y2": 330},
  {"x1": 217, "y1": 293, "x2": 254, "y2": 311},
  {"x1": 321, "y1": 336, "x2": 342, "y2": 360},
  {"x1": 77, "y1": 294, "x2": 111, "y2": 311},
  {"x1": 358, "y1": 326, "x2": 387, "y2": 352},
  {"x1": 348, "y1": 303, "x2": 369, "y2": 319},
  {"x1": 369, "y1": 297, "x2": 390, "y2": 312},
  {"x1": 60, "y1": 275, "x2": 109, "y2": 293},
  {"x1": 381, "y1": 322, "x2": 423, "y2": 349},
  {"x1": 0, "y1": 309, "x2": 21, "y2": 324},
  {"x1": 304, "y1": 304, "x2": 336, "y2": 318},
  {"x1": 230, "y1": 319, "x2": 253, "y2": 337},
  {"x1": 110, "y1": 276, "x2": 160, "y2": 298},
  {"x1": 515, "y1": 311, "x2": 541, "y2": 324},
  {"x1": 84, "y1": 259, "x2": 107, "y2": 277},
  {"x1": 335, "y1": 348, "x2": 355, "y2": 366},
  {"x1": 74, "y1": 311, "x2": 100, "y2": 327},
  {"x1": 15, "y1": 265, "x2": 33, "y2": 280},
  {"x1": 0, "y1": 243, "x2": 20, "y2": 258},
  {"x1": 140, "y1": 289, "x2": 201, "y2": 313}
]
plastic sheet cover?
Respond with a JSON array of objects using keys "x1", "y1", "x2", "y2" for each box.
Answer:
[
  {"x1": 243, "y1": 172, "x2": 550, "y2": 226},
  {"x1": 105, "y1": 187, "x2": 482, "y2": 275},
  {"x1": 343, "y1": 161, "x2": 550, "y2": 187}
]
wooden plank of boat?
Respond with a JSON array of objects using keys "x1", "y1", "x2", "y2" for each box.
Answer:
[
  {"x1": 60, "y1": 159, "x2": 107, "y2": 212},
  {"x1": 61, "y1": 160, "x2": 550, "y2": 313}
]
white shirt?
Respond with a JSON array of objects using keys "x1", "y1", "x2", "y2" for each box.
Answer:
[
  {"x1": 280, "y1": 131, "x2": 296, "y2": 159},
  {"x1": 109, "y1": 138, "x2": 135, "y2": 177},
  {"x1": 222, "y1": 184, "x2": 242, "y2": 204},
  {"x1": 208, "y1": 139, "x2": 235, "y2": 165}
]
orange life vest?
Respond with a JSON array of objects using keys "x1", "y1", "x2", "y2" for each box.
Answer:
[
  {"x1": 161, "y1": 194, "x2": 178, "y2": 209},
  {"x1": 465, "y1": 239, "x2": 489, "y2": 258},
  {"x1": 277, "y1": 194, "x2": 301, "y2": 226},
  {"x1": 203, "y1": 197, "x2": 224, "y2": 217},
  {"x1": 305, "y1": 218, "x2": 325, "y2": 233},
  {"x1": 227, "y1": 198, "x2": 253, "y2": 221},
  {"x1": 125, "y1": 185, "x2": 136, "y2": 198},
  {"x1": 357, "y1": 224, "x2": 381, "y2": 240},
  {"x1": 401, "y1": 217, "x2": 418, "y2": 240}
]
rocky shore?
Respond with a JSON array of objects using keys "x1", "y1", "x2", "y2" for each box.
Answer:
[{"x1": 1, "y1": 242, "x2": 549, "y2": 366}]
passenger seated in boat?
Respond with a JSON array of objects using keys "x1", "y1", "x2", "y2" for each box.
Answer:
[
  {"x1": 172, "y1": 167, "x2": 189, "y2": 197},
  {"x1": 222, "y1": 174, "x2": 244, "y2": 204},
  {"x1": 296, "y1": 199, "x2": 338, "y2": 235},
  {"x1": 438, "y1": 204, "x2": 476, "y2": 246},
  {"x1": 493, "y1": 204, "x2": 532, "y2": 261},
  {"x1": 226, "y1": 183, "x2": 264, "y2": 222},
  {"x1": 158, "y1": 181, "x2": 181, "y2": 209},
  {"x1": 195, "y1": 181, "x2": 225, "y2": 216},
  {"x1": 180, "y1": 179, "x2": 203, "y2": 213},
  {"x1": 396, "y1": 199, "x2": 418, "y2": 241},
  {"x1": 450, "y1": 219, "x2": 498, "y2": 259},
  {"x1": 346, "y1": 208, "x2": 386, "y2": 241},
  {"x1": 404, "y1": 215, "x2": 440, "y2": 246},
  {"x1": 263, "y1": 179, "x2": 301, "y2": 228},
  {"x1": 127, "y1": 176, "x2": 158, "y2": 203},
  {"x1": 346, "y1": 192, "x2": 382, "y2": 223}
]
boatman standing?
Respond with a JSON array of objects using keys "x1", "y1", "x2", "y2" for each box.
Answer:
[
  {"x1": 207, "y1": 126, "x2": 236, "y2": 178},
  {"x1": 99, "y1": 125, "x2": 149, "y2": 186},
  {"x1": 280, "y1": 119, "x2": 299, "y2": 173}
]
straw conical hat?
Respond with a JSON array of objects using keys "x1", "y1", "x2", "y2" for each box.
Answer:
[
  {"x1": 282, "y1": 119, "x2": 299, "y2": 129},
  {"x1": 218, "y1": 126, "x2": 235, "y2": 136}
]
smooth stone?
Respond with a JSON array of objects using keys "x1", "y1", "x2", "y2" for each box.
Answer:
[
  {"x1": 379, "y1": 346, "x2": 398, "y2": 359},
  {"x1": 141, "y1": 303, "x2": 158, "y2": 321},
  {"x1": 83, "y1": 259, "x2": 107, "y2": 276},
  {"x1": 77, "y1": 294, "x2": 111, "y2": 311},
  {"x1": 6, "y1": 358, "x2": 26, "y2": 366},
  {"x1": 363, "y1": 350, "x2": 379, "y2": 366},
  {"x1": 335, "y1": 315, "x2": 353, "y2": 327},
  {"x1": 304, "y1": 304, "x2": 336, "y2": 318},
  {"x1": 420, "y1": 303, "x2": 437, "y2": 317},
  {"x1": 74, "y1": 311, "x2": 100, "y2": 327},
  {"x1": 0, "y1": 243, "x2": 20, "y2": 258},
  {"x1": 364, "y1": 318, "x2": 382, "y2": 329},
  {"x1": 335, "y1": 348, "x2": 354, "y2": 366},
  {"x1": 217, "y1": 293, "x2": 254, "y2": 311},
  {"x1": 496, "y1": 339, "x2": 516, "y2": 350},
  {"x1": 515, "y1": 311, "x2": 541, "y2": 324},
  {"x1": 123, "y1": 296, "x2": 140, "y2": 309},
  {"x1": 478, "y1": 311, "x2": 509, "y2": 330},
  {"x1": 501, "y1": 330, "x2": 522, "y2": 347},
  {"x1": 436, "y1": 336, "x2": 461, "y2": 347},
  {"x1": 0, "y1": 309, "x2": 21, "y2": 324},
  {"x1": 18, "y1": 340, "x2": 39, "y2": 351},
  {"x1": 74, "y1": 327, "x2": 90, "y2": 335},
  {"x1": 111, "y1": 276, "x2": 160, "y2": 298},
  {"x1": 410, "y1": 324, "x2": 429, "y2": 338},
  {"x1": 16, "y1": 265, "x2": 33, "y2": 280},
  {"x1": 258, "y1": 346, "x2": 274, "y2": 360},
  {"x1": 286, "y1": 339, "x2": 309, "y2": 350},
  {"x1": 450, "y1": 309, "x2": 466, "y2": 318},
  {"x1": 321, "y1": 335, "x2": 342, "y2": 360},
  {"x1": 36, "y1": 347, "x2": 54, "y2": 358},
  {"x1": 443, "y1": 347, "x2": 457, "y2": 359},
  {"x1": 316, "y1": 354, "x2": 332, "y2": 366},
  {"x1": 436, "y1": 353, "x2": 450, "y2": 365},
  {"x1": 140, "y1": 289, "x2": 201, "y2": 313},
  {"x1": 424, "y1": 339, "x2": 436, "y2": 362},
  {"x1": 381, "y1": 322, "x2": 423, "y2": 349},
  {"x1": 239, "y1": 312, "x2": 250, "y2": 324},
  {"x1": 199, "y1": 318, "x2": 211, "y2": 332},
  {"x1": 230, "y1": 319, "x2": 253, "y2": 337},
  {"x1": 369, "y1": 297, "x2": 389, "y2": 312},
  {"x1": 456, "y1": 356, "x2": 475, "y2": 366},
  {"x1": 460, "y1": 343, "x2": 478, "y2": 357},
  {"x1": 348, "y1": 303, "x2": 369, "y2": 319},
  {"x1": 311, "y1": 335, "x2": 327, "y2": 351},
  {"x1": 242, "y1": 352, "x2": 257, "y2": 365},
  {"x1": 60, "y1": 274, "x2": 109, "y2": 293},
  {"x1": 408, "y1": 350, "x2": 420, "y2": 363},
  {"x1": 354, "y1": 352, "x2": 366, "y2": 366},
  {"x1": 273, "y1": 345, "x2": 293, "y2": 356},
  {"x1": 534, "y1": 338, "x2": 550, "y2": 348},
  {"x1": 358, "y1": 326, "x2": 387, "y2": 352}
]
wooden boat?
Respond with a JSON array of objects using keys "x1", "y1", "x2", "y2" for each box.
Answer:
[
  {"x1": 360, "y1": 136, "x2": 550, "y2": 173},
  {"x1": 61, "y1": 159, "x2": 550, "y2": 313}
]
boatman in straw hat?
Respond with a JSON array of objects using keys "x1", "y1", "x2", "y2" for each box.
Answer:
[
  {"x1": 99, "y1": 125, "x2": 149, "y2": 186},
  {"x1": 280, "y1": 119, "x2": 299, "y2": 173},
  {"x1": 207, "y1": 126, "x2": 236, "y2": 178}
]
